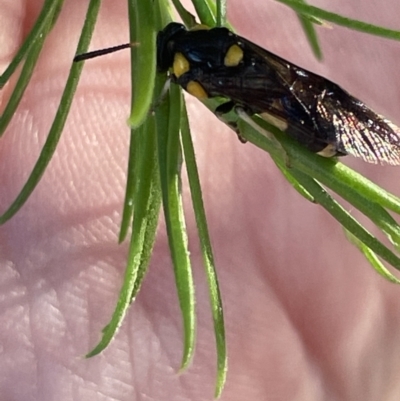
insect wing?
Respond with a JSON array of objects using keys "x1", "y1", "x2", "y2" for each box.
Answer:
[
  {"x1": 315, "y1": 93, "x2": 400, "y2": 165},
  {"x1": 263, "y1": 50, "x2": 400, "y2": 165}
]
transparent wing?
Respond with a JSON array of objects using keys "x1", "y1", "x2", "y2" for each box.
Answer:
[{"x1": 317, "y1": 97, "x2": 400, "y2": 165}]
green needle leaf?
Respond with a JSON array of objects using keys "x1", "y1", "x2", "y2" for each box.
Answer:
[
  {"x1": 0, "y1": 0, "x2": 63, "y2": 88},
  {"x1": 181, "y1": 105, "x2": 227, "y2": 397},
  {"x1": 0, "y1": 0, "x2": 102, "y2": 225},
  {"x1": 277, "y1": 0, "x2": 400, "y2": 41},
  {"x1": 156, "y1": 84, "x2": 196, "y2": 370}
]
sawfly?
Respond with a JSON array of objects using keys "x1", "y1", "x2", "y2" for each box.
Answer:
[{"x1": 75, "y1": 22, "x2": 400, "y2": 165}]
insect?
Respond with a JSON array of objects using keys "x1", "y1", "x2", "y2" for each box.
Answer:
[{"x1": 76, "y1": 22, "x2": 400, "y2": 165}]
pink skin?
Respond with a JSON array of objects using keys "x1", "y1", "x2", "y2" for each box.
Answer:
[{"x1": 1, "y1": 1, "x2": 400, "y2": 400}]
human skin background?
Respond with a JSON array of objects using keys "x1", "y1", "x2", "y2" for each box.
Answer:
[{"x1": 1, "y1": 0, "x2": 400, "y2": 400}]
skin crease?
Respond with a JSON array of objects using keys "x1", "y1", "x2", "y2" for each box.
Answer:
[{"x1": 1, "y1": 0, "x2": 400, "y2": 400}]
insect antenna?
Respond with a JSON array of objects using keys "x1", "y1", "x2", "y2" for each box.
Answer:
[{"x1": 74, "y1": 42, "x2": 137, "y2": 62}]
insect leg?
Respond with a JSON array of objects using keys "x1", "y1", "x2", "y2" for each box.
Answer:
[
  {"x1": 151, "y1": 78, "x2": 172, "y2": 113},
  {"x1": 214, "y1": 101, "x2": 248, "y2": 142},
  {"x1": 215, "y1": 101, "x2": 245, "y2": 141},
  {"x1": 235, "y1": 106, "x2": 286, "y2": 152}
]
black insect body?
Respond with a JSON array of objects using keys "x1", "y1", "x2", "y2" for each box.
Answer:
[{"x1": 157, "y1": 22, "x2": 400, "y2": 165}]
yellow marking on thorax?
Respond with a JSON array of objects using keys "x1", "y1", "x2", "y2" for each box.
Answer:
[
  {"x1": 224, "y1": 44, "x2": 243, "y2": 67},
  {"x1": 173, "y1": 53, "x2": 190, "y2": 78}
]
